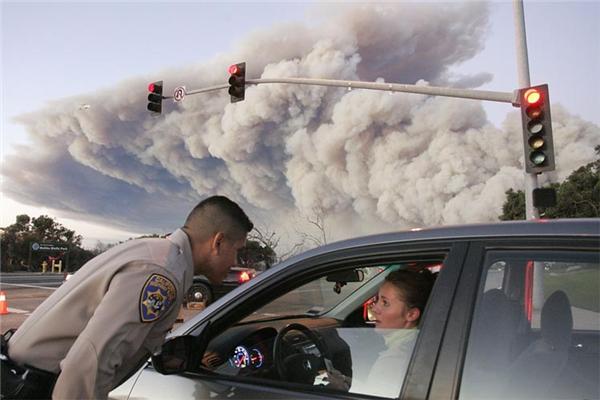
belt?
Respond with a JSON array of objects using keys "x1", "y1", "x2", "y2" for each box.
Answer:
[{"x1": 1, "y1": 330, "x2": 57, "y2": 400}]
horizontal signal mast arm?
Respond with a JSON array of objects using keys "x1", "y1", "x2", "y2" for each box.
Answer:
[
  {"x1": 161, "y1": 83, "x2": 230, "y2": 99},
  {"x1": 166, "y1": 78, "x2": 518, "y2": 105},
  {"x1": 247, "y1": 77, "x2": 517, "y2": 105}
]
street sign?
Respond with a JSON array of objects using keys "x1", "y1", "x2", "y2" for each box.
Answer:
[
  {"x1": 31, "y1": 243, "x2": 69, "y2": 252},
  {"x1": 173, "y1": 86, "x2": 187, "y2": 102}
]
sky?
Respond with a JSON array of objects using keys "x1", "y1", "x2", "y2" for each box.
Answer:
[{"x1": 1, "y1": 1, "x2": 599, "y2": 251}]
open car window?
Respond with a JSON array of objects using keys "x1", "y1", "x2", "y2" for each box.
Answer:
[{"x1": 195, "y1": 258, "x2": 444, "y2": 399}]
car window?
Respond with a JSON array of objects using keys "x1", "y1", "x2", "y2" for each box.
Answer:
[
  {"x1": 197, "y1": 261, "x2": 442, "y2": 399},
  {"x1": 460, "y1": 250, "x2": 600, "y2": 400},
  {"x1": 241, "y1": 266, "x2": 385, "y2": 322},
  {"x1": 534, "y1": 261, "x2": 599, "y2": 330}
]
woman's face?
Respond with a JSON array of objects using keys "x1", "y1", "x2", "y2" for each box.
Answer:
[{"x1": 371, "y1": 281, "x2": 420, "y2": 329}]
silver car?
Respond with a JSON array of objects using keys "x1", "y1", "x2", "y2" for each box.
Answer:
[{"x1": 110, "y1": 219, "x2": 600, "y2": 400}]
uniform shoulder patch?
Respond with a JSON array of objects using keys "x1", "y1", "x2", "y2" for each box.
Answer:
[{"x1": 139, "y1": 274, "x2": 177, "y2": 323}]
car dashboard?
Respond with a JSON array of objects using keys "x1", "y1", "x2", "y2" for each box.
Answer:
[{"x1": 203, "y1": 317, "x2": 344, "y2": 380}]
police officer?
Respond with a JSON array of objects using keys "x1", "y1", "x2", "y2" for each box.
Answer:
[{"x1": 4, "y1": 195, "x2": 253, "y2": 399}]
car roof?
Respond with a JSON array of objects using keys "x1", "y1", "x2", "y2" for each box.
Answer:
[{"x1": 280, "y1": 218, "x2": 600, "y2": 266}]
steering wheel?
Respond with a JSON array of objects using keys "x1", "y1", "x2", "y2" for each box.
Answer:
[{"x1": 273, "y1": 323, "x2": 329, "y2": 383}]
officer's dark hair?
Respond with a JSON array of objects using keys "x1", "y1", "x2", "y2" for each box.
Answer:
[
  {"x1": 184, "y1": 195, "x2": 253, "y2": 241},
  {"x1": 384, "y1": 269, "x2": 436, "y2": 321}
]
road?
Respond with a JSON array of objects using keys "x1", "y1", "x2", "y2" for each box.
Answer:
[
  {"x1": 0, "y1": 273, "x2": 62, "y2": 331},
  {"x1": 1, "y1": 272, "x2": 64, "y2": 288}
]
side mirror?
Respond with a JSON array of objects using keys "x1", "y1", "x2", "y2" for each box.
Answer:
[
  {"x1": 152, "y1": 336, "x2": 198, "y2": 375},
  {"x1": 326, "y1": 269, "x2": 365, "y2": 283}
]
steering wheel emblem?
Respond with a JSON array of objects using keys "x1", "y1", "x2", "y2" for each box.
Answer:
[{"x1": 303, "y1": 359, "x2": 312, "y2": 371}]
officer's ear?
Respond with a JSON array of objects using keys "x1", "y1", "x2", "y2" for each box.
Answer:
[{"x1": 210, "y1": 232, "x2": 225, "y2": 255}]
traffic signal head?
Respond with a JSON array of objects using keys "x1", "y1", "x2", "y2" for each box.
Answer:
[
  {"x1": 519, "y1": 84, "x2": 555, "y2": 173},
  {"x1": 147, "y1": 81, "x2": 163, "y2": 114},
  {"x1": 228, "y1": 62, "x2": 246, "y2": 103}
]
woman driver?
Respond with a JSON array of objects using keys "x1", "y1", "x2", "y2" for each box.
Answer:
[{"x1": 325, "y1": 269, "x2": 436, "y2": 397}]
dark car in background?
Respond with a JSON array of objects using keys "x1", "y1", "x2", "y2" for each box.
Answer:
[
  {"x1": 109, "y1": 219, "x2": 599, "y2": 400},
  {"x1": 185, "y1": 266, "x2": 257, "y2": 306}
]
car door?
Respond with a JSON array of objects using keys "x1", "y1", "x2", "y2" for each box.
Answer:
[
  {"x1": 112, "y1": 240, "x2": 469, "y2": 400},
  {"x1": 430, "y1": 235, "x2": 600, "y2": 400}
]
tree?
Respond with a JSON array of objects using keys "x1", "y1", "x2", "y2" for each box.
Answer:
[
  {"x1": 1, "y1": 214, "x2": 93, "y2": 272},
  {"x1": 248, "y1": 226, "x2": 305, "y2": 264},
  {"x1": 294, "y1": 206, "x2": 329, "y2": 248},
  {"x1": 500, "y1": 189, "x2": 526, "y2": 221},
  {"x1": 500, "y1": 146, "x2": 600, "y2": 220},
  {"x1": 238, "y1": 239, "x2": 276, "y2": 271}
]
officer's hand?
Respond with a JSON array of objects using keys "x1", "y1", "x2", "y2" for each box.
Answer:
[{"x1": 201, "y1": 351, "x2": 222, "y2": 368}]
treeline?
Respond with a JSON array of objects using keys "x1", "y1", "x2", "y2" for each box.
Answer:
[
  {"x1": 0, "y1": 215, "x2": 97, "y2": 272},
  {"x1": 500, "y1": 145, "x2": 599, "y2": 220},
  {"x1": 0, "y1": 215, "x2": 277, "y2": 273}
]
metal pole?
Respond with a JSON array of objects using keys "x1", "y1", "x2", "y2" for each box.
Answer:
[
  {"x1": 171, "y1": 78, "x2": 515, "y2": 104},
  {"x1": 248, "y1": 78, "x2": 515, "y2": 104},
  {"x1": 514, "y1": 0, "x2": 539, "y2": 220},
  {"x1": 28, "y1": 244, "x2": 32, "y2": 272},
  {"x1": 515, "y1": 1, "x2": 544, "y2": 321}
]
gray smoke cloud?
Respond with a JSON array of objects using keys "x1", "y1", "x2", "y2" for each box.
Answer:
[{"x1": 3, "y1": 3, "x2": 598, "y2": 248}]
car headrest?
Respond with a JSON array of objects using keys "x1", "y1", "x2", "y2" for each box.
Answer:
[
  {"x1": 470, "y1": 289, "x2": 519, "y2": 361},
  {"x1": 478, "y1": 289, "x2": 511, "y2": 325},
  {"x1": 541, "y1": 290, "x2": 573, "y2": 351}
]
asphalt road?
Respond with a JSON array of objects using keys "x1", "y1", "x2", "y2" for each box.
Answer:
[{"x1": 1, "y1": 272, "x2": 64, "y2": 287}]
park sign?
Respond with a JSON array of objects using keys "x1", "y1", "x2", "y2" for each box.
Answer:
[
  {"x1": 31, "y1": 242, "x2": 69, "y2": 252},
  {"x1": 29, "y1": 242, "x2": 70, "y2": 272}
]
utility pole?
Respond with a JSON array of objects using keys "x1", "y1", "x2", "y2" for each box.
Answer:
[{"x1": 514, "y1": 0, "x2": 539, "y2": 220}]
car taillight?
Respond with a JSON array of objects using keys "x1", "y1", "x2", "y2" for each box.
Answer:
[{"x1": 238, "y1": 271, "x2": 252, "y2": 284}]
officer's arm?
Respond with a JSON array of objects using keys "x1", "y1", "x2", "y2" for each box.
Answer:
[{"x1": 52, "y1": 262, "x2": 179, "y2": 399}]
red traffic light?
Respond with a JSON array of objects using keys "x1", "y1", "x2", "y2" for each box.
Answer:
[
  {"x1": 147, "y1": 81, "x2": 163, "y2": 114},
  {"x1": 523, "y1": 88, "x2": 542, "y2": 105},
  {"x1": 228, "y1": 62, "x2": 246, "y2": 103},
  {"x1": 148, "y1": 81, "x2": 163, "y2": 94}
]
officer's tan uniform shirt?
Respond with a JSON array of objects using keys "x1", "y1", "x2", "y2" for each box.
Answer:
[{"x1": 8, "y1": 228, "x2": 194, "y2": 399}]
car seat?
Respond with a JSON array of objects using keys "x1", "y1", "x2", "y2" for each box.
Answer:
[
  {"x1": 461, "y1": 289, "x2": 522, "y2": 398},
  {"x1": 505, "y1": 290, "x2": 573, "y2": 399}
]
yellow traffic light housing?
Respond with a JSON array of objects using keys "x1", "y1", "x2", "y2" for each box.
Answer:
[{"x1": 519, "y1": 84, "x2": 555, "y2": 173}]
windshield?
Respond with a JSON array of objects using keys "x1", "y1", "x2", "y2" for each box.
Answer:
[{"x1": 241, "y1": 265, "x2": 388, "y2": 323}]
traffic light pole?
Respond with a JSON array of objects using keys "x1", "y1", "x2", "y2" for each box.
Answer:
[
  {"x1": 514, "y1": 0, "x2": 544, "y2": 319},
  {"x1": 514, "y1": 0, "x2": 539, "y2": 220}
]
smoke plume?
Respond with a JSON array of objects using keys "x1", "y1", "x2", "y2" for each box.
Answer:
[{"x1": 3, "y1": 3, "x2": 598, "y2": 249}]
